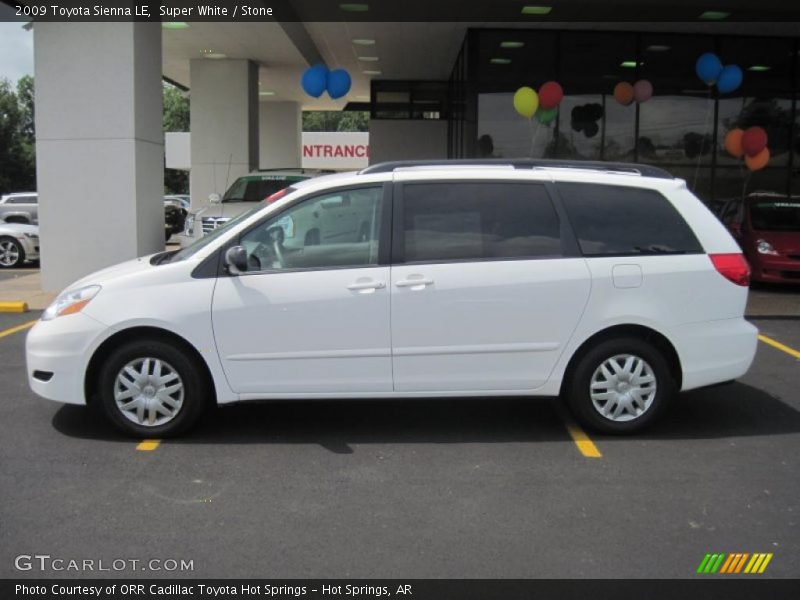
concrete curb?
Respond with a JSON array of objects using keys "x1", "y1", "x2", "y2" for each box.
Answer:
[{"x1": 0, "y1": 301, "x2": 29, "y2": 313}]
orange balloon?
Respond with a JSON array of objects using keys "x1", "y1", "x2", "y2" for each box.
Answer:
[
  {"x1": 745, "y1": 147, "x2": 770, "y2": 171},
  {"x1": 613, "y1": 82, "x2": 634, "y2": 106},
  {"x1": 724, "y1": 128, "x2": 744, "y2": 158}
]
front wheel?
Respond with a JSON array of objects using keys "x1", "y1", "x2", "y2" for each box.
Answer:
[
  {"x1": 97, "y1": 339, "x2": 208, "y2": 437},
  {"x1": 564, "y1": 337, "x2": 675, "y2": 434},
  {"x1": 0, "y1": 236, "x2": 25, "y2": 268}
]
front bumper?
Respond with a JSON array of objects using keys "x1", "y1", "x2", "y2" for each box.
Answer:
[
  {"x1": 750, "y1": 254, "x2": 800, "y2": 284},
  {"x1": 25, "y1": 312, "x2": 107, "y2": 405},
  {"x1": 17, "y1": 236, "x2": 39, "y2": 261}
]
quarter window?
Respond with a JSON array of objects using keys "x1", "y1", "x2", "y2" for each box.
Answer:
[
  {"x1": 557, "y1": 182, "x2": 703, "y2": 256},
  {"x1": 401, "y1": 182, "x2": 562, "y2": 262},
  {"x1": 240, "y1": 186, "x2": 384, "y2": 271}
]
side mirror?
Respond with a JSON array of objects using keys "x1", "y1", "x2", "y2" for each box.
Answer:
[
  {"x1": 209, "y1": 193, "x2": 221, "y2": 204},
  {"x1": 729, "y1": 221, "x2": 742, "y2": 238},
  {"x1": 224, "y1": 245, "x2": 248, "y2": 275}
]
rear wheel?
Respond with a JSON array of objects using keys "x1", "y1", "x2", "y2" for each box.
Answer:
[
  {"x1": 0, "y1": 237, "x2": 25, "y2": 268},
  {"x1": 564, "y1": 337, "x2": 675, "y2": 434},
  {"x1": 97, "y1": 339, "x2": 208, "y2": 437}
]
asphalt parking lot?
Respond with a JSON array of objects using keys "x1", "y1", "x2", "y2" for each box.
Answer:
[{"x1": 0, "y1": 310, "x2": 798, "y2": 579}]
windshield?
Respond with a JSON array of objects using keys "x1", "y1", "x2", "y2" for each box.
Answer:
[
  {"x1": 749, "y1": 200, "x2": 800, "y2": 232},
  {"x1": 222, "y1": 176, "x2": 307, "y2": 203},
  {"x1": 170, "y1": 205, "x2": 264, "y2": 262}
]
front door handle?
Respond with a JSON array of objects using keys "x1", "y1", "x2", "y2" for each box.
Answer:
[
  {"x1": 347, "y1": 280, "x2": 386, "y2": 292},
  {"x1": 395, "y1": 276, "x2": 434, "y2": 288}
]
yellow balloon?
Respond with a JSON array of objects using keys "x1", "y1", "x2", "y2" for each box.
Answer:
[{"x1": 513, "y1": 86, "x2": 539, "y2": 119}]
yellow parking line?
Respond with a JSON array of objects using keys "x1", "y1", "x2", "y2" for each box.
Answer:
[
  {"x1": 556, "y1": 407, "x2": 602, "y2": 458},
  {"x1": 136, "y1": 439, "x2": 161, "y2": 451},
  {"x1": 0, "y1": 319, "x2": 37, "y2": 340},
  {"x1": 758, "y1": 334, "x2": 800, "y2": 360}
]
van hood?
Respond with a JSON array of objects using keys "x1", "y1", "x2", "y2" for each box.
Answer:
[{"x1": 66, "y1": 254, "x2": 160, "y2": 292}]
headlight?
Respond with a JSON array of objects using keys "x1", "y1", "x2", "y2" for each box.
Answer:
[
  {"x1": 42, "y1": 285, "x2": 101, "y2": 321},
  {"x1": 756, "y1": 239, "x2": 779, "y2": 255},
  {"x1": 24, "y1": 233, "x2": 38, "y2": 240}
]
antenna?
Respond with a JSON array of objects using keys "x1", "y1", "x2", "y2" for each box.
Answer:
[{"x1": 223, "y1": 153, "x2": 233, "y2": 195}]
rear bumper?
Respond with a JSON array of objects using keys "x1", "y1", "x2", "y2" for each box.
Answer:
[{"x1": 671, "y1": 318, "x2": 758, "y2": 391}]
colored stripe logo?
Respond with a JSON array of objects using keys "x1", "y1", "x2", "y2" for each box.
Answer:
[{"x1": 697, "y1": 553, "x2": 773, "y2": 574}]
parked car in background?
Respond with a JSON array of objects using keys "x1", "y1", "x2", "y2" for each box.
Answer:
[
  {"x1": 0, "y1": 222, "x2": 39, "y2": 268},
  {"x1": 164, "y1": 198, "x2": 187, "y2": 242},
  {"x1": 179, "y1": 170, "x2": 317, "y2": 246},
  {"x1": 0, "y1": 192, "x2": 38, "y2": 225},
  {"x1": 717, "y1": 192, "x2": 800, "y2": 284},
  {"x1": 27, "y1": 159, "x2": 757, "y2": 438},
  {"x1": 164, "y1": 195, "x2": 190, "y2": 211}
]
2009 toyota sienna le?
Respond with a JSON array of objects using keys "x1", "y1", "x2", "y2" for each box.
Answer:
[{"x1": 26, "y1": 160, "x2": 758, "y2": 437}]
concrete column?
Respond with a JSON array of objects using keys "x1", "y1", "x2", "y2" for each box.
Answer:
[
  {"x1": 34, "y1": 23, "x2": 164, "y2": 292},
  {"x1": 259, "y1": 101, "x2": 301, "y2": 169},
  {"x1": 190, "y1": 59, "x2": 258, "y2": 210}
]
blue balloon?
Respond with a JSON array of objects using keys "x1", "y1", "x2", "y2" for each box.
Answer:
[
  {"x1": 695, "y1": 52, "x2": 723, "y2": 85},
  {"x1": 717, "y1": 64, "x2": 743, "y2": 94},
  {"x1": 301, "y1": 64, "x2": 328, "y2": 98},
  {"x1": 326, "y1": 68, "x2": 352, "y2": 100}
]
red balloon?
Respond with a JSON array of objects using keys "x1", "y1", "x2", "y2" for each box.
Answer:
[
  {"x1": 741, "y1": 127, "x2": 768, "y2": 158},
  {"x1": 538, "y1": 81, "x2": 564, "y2": 110}
]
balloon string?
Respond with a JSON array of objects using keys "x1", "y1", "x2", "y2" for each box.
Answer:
[
  {"x1": 528, "y1": 118, "x2": 534, "y2": 157},
  {"x1": 530, "y1": 118, "x2": 542, "y2": 158},
  {"x1": 693, "y1": 92, "x2": 714, "y2": 191}
]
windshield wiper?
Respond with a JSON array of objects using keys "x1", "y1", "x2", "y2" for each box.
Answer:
[{"x1": 150, "y1": 249, "x2": 179, "y2": 265}]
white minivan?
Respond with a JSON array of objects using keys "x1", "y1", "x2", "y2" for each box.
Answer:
[{"x1": 26, "y1": 160, "x2": 758, "y2": 437}]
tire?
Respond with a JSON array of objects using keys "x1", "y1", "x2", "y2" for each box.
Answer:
[
  {"x1": 563, "y1": 337, "x2": 675, "y2": 434},
  {"x1": 96, "y1": 339, "x2": 208, "y2": 438},
  {"x1": 0, "y1": 236, "x2": 25, "y2": 268}
]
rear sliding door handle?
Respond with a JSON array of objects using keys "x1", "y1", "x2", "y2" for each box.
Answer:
[{"x1": 395, "y1": 277, "x2": 434, "y2": 288}]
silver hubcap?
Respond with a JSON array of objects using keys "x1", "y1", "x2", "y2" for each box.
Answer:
[
  {"x1": 114, "y1": 358, "x2": 184, "y2": 427},
  {"x1": 0, "y1": 241, "x2": 20, "y2": 266},
  {"x1": 589, "y1": 354, "x2": 657, "y2": 422}
]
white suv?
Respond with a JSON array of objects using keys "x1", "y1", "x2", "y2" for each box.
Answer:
[{"x1": 26, "y1": 160, "x2": 758, "y2": 437}]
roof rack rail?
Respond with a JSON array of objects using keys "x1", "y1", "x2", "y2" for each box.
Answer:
[{"x1": 360, "y1": 159, "x2": 674, "y2": 179}]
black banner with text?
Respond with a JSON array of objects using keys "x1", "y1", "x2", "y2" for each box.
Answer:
[{"x1": 4, "y1": 579, "x2": 800, "y2": 600}]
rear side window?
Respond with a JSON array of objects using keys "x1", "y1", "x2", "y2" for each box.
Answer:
[
  {"x1": 401, "y1": 182, "x2": 562, "y2": 263},
  {"x1": 557, "y1": 182, "x2": 703, "y2": 256}
]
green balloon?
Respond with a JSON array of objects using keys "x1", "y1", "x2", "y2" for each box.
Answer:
[{"x1": 537, "y1": 106, "x2": 558, "y2": 124}]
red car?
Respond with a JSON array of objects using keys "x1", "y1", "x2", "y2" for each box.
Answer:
[{"x1": 718, "y1": 193, "x2": 800, "y2": 284}]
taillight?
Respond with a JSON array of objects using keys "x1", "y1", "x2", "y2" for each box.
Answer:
[
  {"x1": 709, "y1": 253, "x2": 750, "y2": 286},
  {"x1": 264, "y1": 188, "x2": 289, "y2": 204}
]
